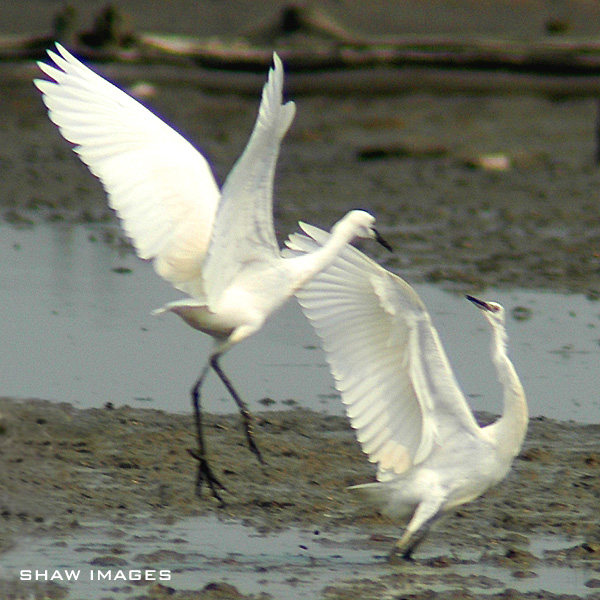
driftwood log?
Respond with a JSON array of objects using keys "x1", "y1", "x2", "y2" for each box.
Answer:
[{"x1": 4, "y1": 4, "x2": 600, "y2": 97}]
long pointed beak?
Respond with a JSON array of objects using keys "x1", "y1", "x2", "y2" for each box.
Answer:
[
  {"x1": 373, "y1": 229, "x2": 393, "y2": 251},
  {"x1": 466, "y1": 295, "x2": 492, "y2": 311}
]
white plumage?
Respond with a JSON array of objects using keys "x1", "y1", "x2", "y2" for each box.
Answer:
[
  {"x1": 35, "y1": 44, "x2": 386, "y2": 502},
  {"x1": 288, "y1": 225, "x2": 528, "y2": 559}
]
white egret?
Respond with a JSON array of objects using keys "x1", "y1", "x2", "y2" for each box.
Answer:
[
  {"x1": 287, "y1": 225, "x2": 528, "y2": 559},
  {"x1": 35, "y1": 44, "x2": 390, "y2": 502}
]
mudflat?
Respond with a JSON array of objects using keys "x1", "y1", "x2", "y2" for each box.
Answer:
[{"x1": 1, "y1": 1, "x2": 600, "y2": 598}]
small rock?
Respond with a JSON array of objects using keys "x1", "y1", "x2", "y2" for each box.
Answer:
[
  {"x1": 90, "y1": 555, "x2": 128, "y2": 567},
  {"x1": 511, "y1": 306, "x2": 532, "y2": 321},
  {"x1": 202, "y1": 582, "x2": 244, "y2": 597},
  {"x1": 463, "y1": 153, "x2": 511, "y2": 171},
  {"x1": 512, "y1": 569, "x2": 537, "y2": 579}
]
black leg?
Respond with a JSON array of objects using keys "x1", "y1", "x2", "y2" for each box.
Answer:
[
  {"x1": 400, "y1": 526, "x2": 432, "y2": 560},
  {"x1": 190, "y1": 362, "x2": 227, "y2": 505},
  {"x1": 211, "y1": 354, "x2": 264, "y2": 465},
  {"x1": 391, "y1": 513, "x2": 442, "y2": 561},
  {"x1": 400, "y1": 538, "x2": 421, "y2": 561}
]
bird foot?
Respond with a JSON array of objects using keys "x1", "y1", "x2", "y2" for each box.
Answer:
[
  {"x1": 239, "y1": 415, "x2": 265, "y2": 465},
  {"x1": 246, "y1": 430, "x2": 265, "y2": 466},
  {"x1": 387, "y1": 544, "x2": 415, "y2": 563},
  {"x1": 188, "y1": 449, "x2": 228, "y2": 506}
]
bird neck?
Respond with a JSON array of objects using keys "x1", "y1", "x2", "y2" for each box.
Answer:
[
  {"x1": 286, "y1": 221, "x2": 357, "y2": 289},
  {"x1": 485, "y1": 324, "x2": 528, "y2": 459}
]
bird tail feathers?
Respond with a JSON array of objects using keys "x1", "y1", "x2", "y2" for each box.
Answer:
[{"x1": 348, "y1": 481, "x2": 390, "y2": 504}]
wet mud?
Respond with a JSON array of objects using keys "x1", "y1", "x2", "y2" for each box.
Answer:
[
  {"x1": 3, "y1": 75, "x2": 600, "y2": 600},
  {"x1": 2, "y1": 2, "x2": 600, "y2": 598},
  {"x1": 0, "y1": 399, "x2": 599, "y2": 599}
]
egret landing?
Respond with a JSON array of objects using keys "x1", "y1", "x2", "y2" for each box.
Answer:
[
  {"x1": 288, "y1": 225, "x2": 528, "y2": 560},
  {"x1": 35, "y1": 44, "x2": 389, "y2": 503}
]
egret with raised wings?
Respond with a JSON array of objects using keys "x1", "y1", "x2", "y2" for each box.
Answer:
[
  {"x1": 35, "y1": 44, "x2": 389, "y2": 502},
  {"x1": 288, "y1": 225, "x2": 528, "y2": 559}
]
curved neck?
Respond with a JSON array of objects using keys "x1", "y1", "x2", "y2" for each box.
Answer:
[
  {"x1": 484, "y1": 324, "x2": 528, "y2": 459},
  {"x1": 285, "y1": 223, "x2": 357, "y2": 290}
]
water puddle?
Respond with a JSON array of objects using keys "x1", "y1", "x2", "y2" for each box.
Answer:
[
  {"x1": 0, "y1": 516, "x2": 378, "y2": 599},
  {"x1": 0, "y1": 516, "x2": 594, "y2": 598},
  {"x1": 453, "y1": 535, "x2": 594, "y2": 596},
  {"x1": 0, "y1": 221, "x2": 599, "y2": 423}
]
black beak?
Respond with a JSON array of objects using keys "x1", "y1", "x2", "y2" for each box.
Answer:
[
  {"x1": 466, "y1": 295, "x2": 491, "y2": 311},
  {"x1": 373, "y1": 229, "x2": 393, "y2": 251}
]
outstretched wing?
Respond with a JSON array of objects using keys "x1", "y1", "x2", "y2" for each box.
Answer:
[
  {"x1": 288, "y1": 225, "x2": 481, "y2": 478},
  {"x1": 201, "y1": 53, "x2": 296, "y2": 306},
  {"x1": 35, "y1": 43, "x2": 220, "y2": 299}
]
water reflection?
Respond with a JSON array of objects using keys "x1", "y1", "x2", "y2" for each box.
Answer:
[{"x1": 0, "y1": 222, "x2": 598, "y2": 423}]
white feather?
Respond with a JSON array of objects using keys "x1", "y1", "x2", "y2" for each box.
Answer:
[
  {"x1": 291, "y1": 227, "x2": 528, "y2": 558},
  {"x1": 36, "y1": 47, "x2": 387, "y2": 500}
]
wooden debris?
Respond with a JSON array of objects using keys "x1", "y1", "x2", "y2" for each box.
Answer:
[{"x1": 6, "y1": 3, "x2": 600, "y2": 96}]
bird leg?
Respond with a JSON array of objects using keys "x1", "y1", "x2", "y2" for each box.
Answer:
[
  {"x1": 190, "y1": 362, "x2": 228, "y2": 505},
  {"x1": 210, "y1": 354, "x2": 265, "y2": 465},
  {"x1": 388, "y1": 500, "x2": 443, "y2": 561},
  {"x1": 390, "y1": 521, "x2": 436, "y2": 561}
]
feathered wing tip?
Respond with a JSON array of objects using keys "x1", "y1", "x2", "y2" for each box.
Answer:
[
  {"x1": 272, "y1": 52, "x2": 283, "y2": 76},
  {"x1": 283, "y1": 222, "x2": 327, "y2": 256},
  {"x1": 34, "y1": 45, "x2": 83, "y2": 102},
  {"x1": 256, "y1": 52, "x2": 296, "y2": 137},
  {"x1": 286, "y1": 223, "x2": 425, "y2": 313},
  {"x1": 47, "y1": 43, "x2": 80, "y2": 69},
  {"x1": 33, "y1": 41, "x2": 221, "y2": 299},
  {"x1": 35, "y1": 43, "x2": 125, "y2": 103},
  {"x1": 35, "y1": 42, "x2": 71, "y2": 76},
  {"x1": 298, "y1": 222, "x2": 331, "y2": 244}
]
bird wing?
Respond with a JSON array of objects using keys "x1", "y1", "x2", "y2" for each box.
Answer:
[
  {"x1": 289, "y1": 225, "x2": 481, "y2": 477},
  {"x1": 201, "y1": 53, "x2": 296, "y2": 306},
  {"x1": 34, "y1": 43, "x2": 220, "y2": 300}
]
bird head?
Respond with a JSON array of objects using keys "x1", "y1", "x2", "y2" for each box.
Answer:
[
  {"x1": 342, "y1": 210, "x2": 392, "y2": 251},
  {"x1": 466, "y1": 295, "x2": 505, "y2": 325}
]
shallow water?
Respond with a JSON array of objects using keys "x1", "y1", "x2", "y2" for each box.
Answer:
[
  {"x1": 0, "y1": 515, "x2": 593, "y2": 599},
  {"x1": 0, "y1": 517, "x2": 376, "y2": 599},
  {"x1": 0, "y1": 221, "x2": 599, "y2": 423}
]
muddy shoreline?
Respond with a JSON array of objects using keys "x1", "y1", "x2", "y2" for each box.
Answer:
[
  {"x1": 2, "y1": 71, "x2": 600, "y2": 600},
  {"x1": 0, "y1": 398, "x2": 599, "y2": 598},
  {"x1": 2, "y1": 73, "x2": 600, "y2": 598},
  {"x1": 2, "y1": 3, "x2": 600, "y2": 597}
]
